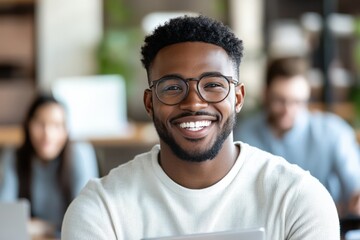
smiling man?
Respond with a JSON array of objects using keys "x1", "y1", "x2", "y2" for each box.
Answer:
[{"x1": 62, "y1": 15, "x2": 339, "y2": 240}]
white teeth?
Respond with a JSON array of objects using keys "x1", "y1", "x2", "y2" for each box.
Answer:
[{"x1": 179, "y1": 121, "x2": 211, "y2": 131}]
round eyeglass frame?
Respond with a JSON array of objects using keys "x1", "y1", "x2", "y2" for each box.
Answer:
[{"x1": 149, "y1": 73, "x2": 239, "y2": 106}]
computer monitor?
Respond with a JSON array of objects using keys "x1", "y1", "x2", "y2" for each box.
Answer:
[{"x1": 52, "y1": 75, "x2": 129, "y2": 139}]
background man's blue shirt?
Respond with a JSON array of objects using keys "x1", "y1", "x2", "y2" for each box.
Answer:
[{"x1": 235, "y1": 109, "x2": 360, "y2": 204}]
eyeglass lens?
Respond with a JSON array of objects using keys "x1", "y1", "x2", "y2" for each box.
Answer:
[{"x1": 155, "y1": 75, "x2": 230, "y2": 105}]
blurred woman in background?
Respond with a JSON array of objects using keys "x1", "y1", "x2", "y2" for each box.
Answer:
[{"x1": 0, "y1": 93, "x2": 99, "y2": 238}]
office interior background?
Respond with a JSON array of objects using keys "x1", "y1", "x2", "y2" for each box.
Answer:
[{"x1": 0, "y1": 0, "x2": 360, "y2": 174}]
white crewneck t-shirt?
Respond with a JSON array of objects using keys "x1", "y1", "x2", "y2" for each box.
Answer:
[{"x1": 62, "y1": 142, "x2": 339, "y2": 240}]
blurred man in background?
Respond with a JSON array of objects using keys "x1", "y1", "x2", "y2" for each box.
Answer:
[{"x1": 235, "y1": 56, "x2": 360, "y2": 217}]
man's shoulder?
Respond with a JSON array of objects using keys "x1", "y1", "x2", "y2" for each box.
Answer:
[
  {"x1": 310, "y1": 111, "x2": 349, "y2": 125},
  {"x1": 68, "y1": 147, "x2": 157, "y2": 210},
  {"x1": 103, "y1": 147, "x2": 156, "y2": 182},
  {"x1": 238, "y1": 142, "x2": 331, "y2": 215},
  {"x1": 309, "y1": 111, "x2": 354, "y2": 134}
]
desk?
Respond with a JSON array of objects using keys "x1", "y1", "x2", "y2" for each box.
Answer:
[
  {"x1": 89, "y1": 123, "x2": 158, "y2": 147},
  {"x1": 0, "y1": 125, "x2": 22, "y2": 146}
]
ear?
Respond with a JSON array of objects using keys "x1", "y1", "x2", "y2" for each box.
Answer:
[
  {"x1": 235, "y1": 83, "x2": 245, "y2": 113},
  {"x1": 143, "y1": 89, "x2": 153, "y2": 118}
]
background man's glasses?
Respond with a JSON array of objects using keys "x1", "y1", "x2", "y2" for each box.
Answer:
[
  {"x1": 269, "y1": 96, "x2": 308, "y2": 108},
  {"x1": 149, "y1": 73, "x2": 239, "y2": 105}
]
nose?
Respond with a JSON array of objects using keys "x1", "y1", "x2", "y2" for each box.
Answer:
[
  {"x1": 42, "y1": 125, "x2": 52, "y2": 140},
  {"x1": 179, "y1": 81, "x2": 208, "y2": 111}
]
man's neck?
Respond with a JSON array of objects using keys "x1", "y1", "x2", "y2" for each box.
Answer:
[{"x1": 158, "y1": 140, "x2": 240, "y2": 189}]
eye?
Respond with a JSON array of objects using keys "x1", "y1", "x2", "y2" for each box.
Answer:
[
  {"x1": 201, "y1": 77, "x2": 228, "y2": 92},
  {"x1": 162, "y1": 84, "x2": 183, "y2": 92},
  {"x1": 204, "y1": 82, "x2": 224, "y2": 88},
  {"x1": 158, "y1": 79, "x2": 185, "y2": 96}
]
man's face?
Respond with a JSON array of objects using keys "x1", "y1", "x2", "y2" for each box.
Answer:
[
  {"x1": 265, "y1": 75, "x2": 310, "y2": 133},
  {"x1": 144, "y1": 42, "x2": 244, "y2": 162}
]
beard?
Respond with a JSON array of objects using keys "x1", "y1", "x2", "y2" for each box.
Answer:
[
  {"x1": 267, "y1": 112, "x2": 295, "y2": 134},
  {"x1": 152, "y1": 110, "x2": 236, "y2": 163}
]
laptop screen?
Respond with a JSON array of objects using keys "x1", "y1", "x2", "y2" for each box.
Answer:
[{"x1": 0, "y1": 200, "x2": 30, "y2": 240}]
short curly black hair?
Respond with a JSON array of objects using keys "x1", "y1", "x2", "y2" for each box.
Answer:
[{"x1": 141, "y1": 15, "x2": 244, "y2": 81}]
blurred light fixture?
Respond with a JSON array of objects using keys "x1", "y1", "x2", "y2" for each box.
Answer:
[
  {"x1": 268, "y1": 20, "x2": 309, "y2": 58},
  {"x1": 327, "y1": 13, "x2": 355, "y2": 37},
  {"x1": 301, "y1": 12, "x2": 323, "y2": 33}
]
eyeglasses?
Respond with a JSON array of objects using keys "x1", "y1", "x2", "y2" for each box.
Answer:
[
  {"x1": 149, "y1": 72, "x2": 239, "y2": 105},
  {"x1": 269, "y1": 96, "x2": 308, "y2": 108}
]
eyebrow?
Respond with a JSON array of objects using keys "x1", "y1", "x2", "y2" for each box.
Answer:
[{"x1": 155, "y1": 71, "x2": 226, "y2": 80}]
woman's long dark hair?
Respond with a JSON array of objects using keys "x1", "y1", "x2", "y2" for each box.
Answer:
[{"x1": 16, "y1": 94, "x2": 72, "y2": 215}]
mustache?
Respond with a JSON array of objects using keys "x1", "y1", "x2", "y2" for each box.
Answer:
[{"x1": 170, "y1": 111, "x2": 219, "y2": 122}]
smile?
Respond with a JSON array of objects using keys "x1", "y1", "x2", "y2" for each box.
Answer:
[{"x1": 179, "y1": 120, "x2": 212, "y2": 131}]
